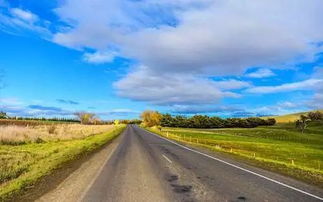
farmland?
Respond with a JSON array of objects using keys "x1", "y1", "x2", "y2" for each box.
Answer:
[
  {"x1": 0, "y1": 122, "x2": 126, "y2": 201},
  {"x1": 147, "y1": 121, "x2": 323, "y2": 187}
]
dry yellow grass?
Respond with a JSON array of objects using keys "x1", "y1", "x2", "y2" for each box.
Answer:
[{"x1": 0, "y1": 124, "x2": 115, "y2": 144}]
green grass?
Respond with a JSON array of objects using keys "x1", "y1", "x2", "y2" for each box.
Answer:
[
  {"x1": 0, "y1": 124, "x2": 126, "y2": 201},
  {"x1": 147, "y1": 122, "x2": 323, "y2": 187},
  {"x1": 264, "y1": 109, "x2": 323, "y2": 123}
]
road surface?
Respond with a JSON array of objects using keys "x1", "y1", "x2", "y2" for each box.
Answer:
[{"x1": 38, "y1": 125, "x2": 323, "y2": 202}]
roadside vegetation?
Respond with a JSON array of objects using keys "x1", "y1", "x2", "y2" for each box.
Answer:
[
  {"x1": 0, "y1": 112, "x2": 126, "y2": 201},
  {"x1": 142, "y1": 110, "x2": 323, "y2": 187},
  {"x1": 0, "y1": 124, "x2": 115, "y2": 145}
]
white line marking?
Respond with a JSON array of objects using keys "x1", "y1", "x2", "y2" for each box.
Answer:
[
  {"x1": 162, "y1": 154, "x2": 172, "y2": 163},
  {"x1": 142, "y1": 127, "x2": 323, "y2": 201}
]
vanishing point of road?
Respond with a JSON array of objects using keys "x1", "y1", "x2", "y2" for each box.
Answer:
[{"x1": 38, "y1": 125, "x2": 323, "y2": 202}]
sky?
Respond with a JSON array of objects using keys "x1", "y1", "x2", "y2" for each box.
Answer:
[{"x1": 0, "y1": 0, "x2": 323, "y2": 120}]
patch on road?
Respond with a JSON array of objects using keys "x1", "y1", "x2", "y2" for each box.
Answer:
[{"x1": 171, "y1": 184, "x2": 193, "y2": 193}]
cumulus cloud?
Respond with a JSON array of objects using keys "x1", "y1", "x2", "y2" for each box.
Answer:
[
  {"x1": 245, "y1": 68, "x2": 276, "y2": 78},
  {"x1": 50, "y1": 0, "x2": 323, "y2": 106},
  {"x1": 114, "y1": 67, "x2": 239, "y2": 105},
  {"x1": 3, "y1": 0, "x2": 323, "y2": 107},
  {"x1": 54, "y1": 0, "x2": 323, "y2": 74}
]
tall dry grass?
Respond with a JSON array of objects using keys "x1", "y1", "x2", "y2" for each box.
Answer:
[{"x1": 0, "y1": 124, "x2": 115, "y2": 144}]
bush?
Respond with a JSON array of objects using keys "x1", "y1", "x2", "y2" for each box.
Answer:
[{"x1": 47, "y1": 125, "x2": 57, "y2": 134}]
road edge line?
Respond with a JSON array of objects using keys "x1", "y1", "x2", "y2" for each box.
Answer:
[{"x1": 162, "y1": 154, "x2": 172, "y2": 163}]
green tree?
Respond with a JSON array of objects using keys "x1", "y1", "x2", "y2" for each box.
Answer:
[{"x1": 295, "y1": 115, "x2": 310, "y2": 134}]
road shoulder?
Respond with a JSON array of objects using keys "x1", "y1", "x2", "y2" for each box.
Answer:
[{"x1": 10, "y1": 133, "x2": 123, "y2": 202}]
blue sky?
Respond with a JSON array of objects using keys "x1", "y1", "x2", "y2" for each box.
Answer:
[{"x1": 0, "y1": 0, "x2": 323, "y2": 120}]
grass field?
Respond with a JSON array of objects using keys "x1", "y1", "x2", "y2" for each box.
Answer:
[
  {"x1": 265, "y1": 110, "x2": 323, "y2": 123},
  {"x1": 0, "y1": 124, "x2": 126, "y2": 201},
  {"x1": 147, "y1": 121, "x2": 323, "y2": 187},
  {"x1": 0, "y1": 124, "x2": 115, "y2": 144}
]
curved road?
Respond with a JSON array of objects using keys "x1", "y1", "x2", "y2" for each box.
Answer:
[{"x1": 39, "y1": 125, "x2": 323, "y2": 202}]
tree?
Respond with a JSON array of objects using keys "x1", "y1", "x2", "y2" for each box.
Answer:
[
  {"x1": 140, "y1": 110, "x2": 162, "y2": 127},
  {"x1": 308, "y1": 111, "x2": 323, "y2": 121},
  {"x1": 74, "y1": 112, "x2": 96, "y2": 124},
  {"x1": 295, "y1": 115, "x2": 310, "y2": 134},
  {"x1": 0, "y1": 111, "x2": 8, "y2": 119}
]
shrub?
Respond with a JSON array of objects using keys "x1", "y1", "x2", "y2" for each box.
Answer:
[{"x1": 47, "y1": 125, "x2": 56, "y2": 134}]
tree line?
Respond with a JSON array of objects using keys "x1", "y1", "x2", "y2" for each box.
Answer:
[
  {"x1": 161, "y1": 114, "x2": 276, "y2": 128},
  {"x1": 0, "y1": 111, "x2": 79, "y2": 122},
  {"x1": 140, "y1": 110, "x2": 276, "y2": 128}
]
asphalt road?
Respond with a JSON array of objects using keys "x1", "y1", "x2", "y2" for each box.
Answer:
[{"x1": 77, "y1": 125, "x2": 323, "y2": 202}]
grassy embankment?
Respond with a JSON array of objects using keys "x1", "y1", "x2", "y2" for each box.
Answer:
[
  {"x1": 146, "y1": 121, "x2": 323, "y2": 187},
  {"x1": 0, "y1": 123, "x2": 126, "y2": 201}
]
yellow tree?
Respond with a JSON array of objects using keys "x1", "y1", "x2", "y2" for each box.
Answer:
[{"x1": 140, "y1": 110, "x2": 162, "y2": 127}]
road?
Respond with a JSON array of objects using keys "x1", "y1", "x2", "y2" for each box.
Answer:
[{"x1": 38, "y1": 125, "x2": 323, "y2": 202}]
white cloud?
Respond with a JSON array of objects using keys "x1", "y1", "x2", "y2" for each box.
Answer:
[
  {"x1": 114, "y1": 66, "x2": 239, "y2": 105},
  {"x1": 54, "y1": 0, "x2": 323, "y2": 74},
  {"x1": 49, "y1": 0, "x2": 323, "y2": 105},
  {"x1": 245, "y1": 79, "x2": 323, "y2": 94},
  {"x1": 83, "y1": 51, "x2": 116, "y2": 64},
  {"x1": 245, "y1": 68, "x2": 275, "y2": 78},
  {"x1": 10, "y1": 8, "x2": 38, "y2": 23},
  {"x1": 0, "y1": 6, "x2": 50, "y2": 37}
]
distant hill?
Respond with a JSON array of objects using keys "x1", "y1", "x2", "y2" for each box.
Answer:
[{"x1": 266, "y1": 110, "x2": 323, "y2": 123}]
